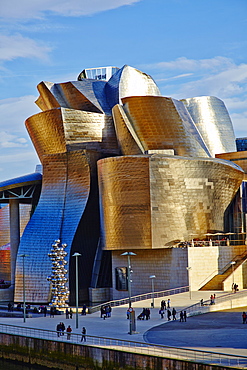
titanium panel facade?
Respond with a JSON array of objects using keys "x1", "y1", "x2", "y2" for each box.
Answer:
[
  {"x1": 98, "y1": 156, "x2": 152, "y2": 250},
  {"x1": 15, "y1": 150, "x2": 91, "y2": 302},
  {"x1": 98, "y1": 155, "x2": 244, "y2": 250},
  {"x1": 182, "y1": 96, "x2": 236, "y2": 157},
  {"x1": 119, "y1": 96, "x2": 211, "y2": 157}
]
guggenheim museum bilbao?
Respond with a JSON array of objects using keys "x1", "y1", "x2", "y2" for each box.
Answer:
[{"x1": 1, "y1": 65, "x2": 247, "y2": 306}]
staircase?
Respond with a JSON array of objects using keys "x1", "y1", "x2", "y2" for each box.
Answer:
[{"x1": 200, "y1": 250, "x2": 247, "y2": 291}]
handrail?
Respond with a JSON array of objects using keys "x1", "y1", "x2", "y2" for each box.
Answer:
[
  {"x1": 0, "y1": 322, "x2": 246, "y2": 368},
  {"x1": 88, "y1": 286, "x2": 189, "y2": 313},
  {"x1": 183, "y1": 290, "x2": 247, "y2": 315}
]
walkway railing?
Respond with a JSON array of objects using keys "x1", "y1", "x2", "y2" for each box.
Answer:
[
  {"x1": 0, "y1": 323, "x2": 246, "y2": 368},
  {"x1": 183, "y1": 289, "x2": 247, "y2": 315},
  {"x1": 88, "y1": 286, "x2": 189, "y2": 313}
]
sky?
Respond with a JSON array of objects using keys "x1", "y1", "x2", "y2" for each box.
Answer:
[{"x1": 0, "y1": 0, "x2": 247, "y2": 182}]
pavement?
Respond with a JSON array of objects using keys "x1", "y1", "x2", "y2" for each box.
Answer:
[{"x1": 0, "y1": 290, "x2": 247, "y2": 357}]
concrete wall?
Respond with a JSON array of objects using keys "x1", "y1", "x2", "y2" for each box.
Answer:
[
  {"x1": 188, "y1": 246, "x2": 219, "y2": 291},
  {"x1": 112, "y1": 248, "x2": 188, "y2": 300},
  {"x1": 188, "y1": 245, "x2": 247, "y2": 291},
  {"x1": 0, "y1": 333, "x2": 236, "y2": 370}
]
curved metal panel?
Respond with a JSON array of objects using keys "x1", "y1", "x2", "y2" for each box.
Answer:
[
  {"x1": 149, "y1": 155, "x2": 244, "y2": 246},
  {"x1": 14, "y1": 150, "x2": 91, "y2": 303},
  {"x1": 98, "y1": 155, "x2": 244, "y2": 250},
  {"x1": 105, "y1": 65, "x2": 161, "y2": 110},
  {"x1": 112, "y1": 104, "x2": 144, "y2": 155},
  {"x1": 25, "y1": 109, "x2": 66, "y2": 160},
  {"x1": 99, "y1": 155, "x2": 151, "y2": 251},
  {"x1": 98, "y1": 156, "x2": 152, "y2": 250},
  {"x1": 121, "y1": 96, "x2": 210, "y2": 157},
  {"x1": 182, "y1": 96, "x2": 236, "y2": 157}
]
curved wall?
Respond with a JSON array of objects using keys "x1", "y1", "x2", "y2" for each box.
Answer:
[
  {"x1": 182, "y1": 96, "x2": 236, "y2": 157},
  {"x1": 98, "y1": 155, "x2": 244, "y2": 250},
  {"x1": 120, "y1": 96, "x2": 210, "y2": 157}
]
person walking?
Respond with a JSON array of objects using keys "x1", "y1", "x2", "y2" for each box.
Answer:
[
  {"x1": 69, "y1": 308, "x2": 73, "y2": 319},
  {"x1": 61, "y1": 322, "x2": 65, "y2": 335},
  {"x1": 167, "y1": 299, "x2": 170, "y2": 308},
  {"x1": 180, "y1": 311, "x2": 184, "y2": 322},
  {"x1": 159, "y1": 308, "x2": 164, "y2": 319},
  {"x1": 183, "y1": 310, "x2": 187, "y2": 322},
  {"x1": 167, "y1": 309, "x2": 171, "y2": 321},
  {"x1": 66, "y1": 308, "x2": 69, "y2": 319},
  {"x1": 81, "y1": 327, "x2": 86, "y2": 342},
  {"x1": 56, "y1": 323, "x2": 61, "y2": 337},
  {"x1": 66, "y1": 325, "x2": 72, "y2": 340},
  {"x1": 242, "y1": 312, "x2": 247, "y2": 324},
  {"x1": 44, "y1": 306, "x2": 47, "y2": 317},
  {"x1": 172, "y1": 307, "x2": 176, "y2": 320}
]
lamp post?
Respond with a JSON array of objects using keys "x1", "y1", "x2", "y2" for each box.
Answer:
[
  {"x1": 186, "y1": 267, "x2": 192, "y2": 300},
  {"x1": 230, "y1": 261, "x2": 236, "y2": 291},
  {"x1": 19, "y1": 254, "x2": 28, "y2": 323},
  {"x1": 72, "y1": 252, "x2": 81, "y2": 329},
  {"x1": 121, "y1": 252, "x2": 136, "y2": 334},
  {"x1": 149, "y1": 275, "x2": 156, "y2": 308}
]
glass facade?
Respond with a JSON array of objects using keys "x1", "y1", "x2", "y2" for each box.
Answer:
[{"x1": 236, "y1": 138, "x2": 247, "y2": 151}]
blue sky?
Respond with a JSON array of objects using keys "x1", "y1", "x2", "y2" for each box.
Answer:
[{"x1": 0, "y1": 0, "x2": 247, "y2": 181}]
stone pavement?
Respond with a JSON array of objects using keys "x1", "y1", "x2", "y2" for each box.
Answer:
[{"x1": 0, "y1": 290, "x2": 246, "y2": 357}]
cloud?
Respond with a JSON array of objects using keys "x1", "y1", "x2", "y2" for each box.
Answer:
[
  {"x1": 0, "y1": 0, "x2": 141, "y2": 19},
  {"x1": 145, "y1": 56, "x2": 235, "y2": 73},
  {"x1": 0, "y1": 34, "x2": 52, "y2": 62}
]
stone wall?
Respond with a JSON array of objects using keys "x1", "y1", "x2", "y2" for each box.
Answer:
[
  {"x1": 0, "y1": 333, "x2": 235, "y2": 370},
  {"x1": 111, "y1": 248, "x2": 188, "y2": 300}
]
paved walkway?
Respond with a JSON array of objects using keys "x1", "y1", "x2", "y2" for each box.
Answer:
[{"x1": 0, "y1": 290, "x2": 246, "y2": 357}]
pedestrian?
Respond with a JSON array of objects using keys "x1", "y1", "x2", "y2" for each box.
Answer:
[
  {"x1": 101, "y1": 305, "x2": 106, "y2": 319},
  {"x1": 66, "y1": 308, "x2": 69, "y2": 319},
  {"x1": 242, "y1": 312, "x2": 247, "y2": 324},
  {"x1": 61, "y1": 322, "x2": 65, "y2": 335},
  {"x1": 69, "y1": 308, "x2": 73, "y2": 319},
  {"x1": 180, "y1": 311, "x2": 184, "y2": 322},
  {"x1": 81, "y1": 304, "x2": 86, "y2": 315},
  {"x1": 183, "y1": 310, "x2": 187, "y2": 322},
  {"x1": 81, "y1": 326, "x2": 86, "y2": 342},
  {"x1": 159, "y1": 308, "x2": 164, "y2": 319},
  {"x1": 56, "y1": 323, "x2": 61, "y2": 337},
  {"x1": 167, "y1": 309, "x2": 171, "y2": 321},
  {"x1": 167, "y1": 299, "x2": 170, "y2": 308},
  {"x1": 200, "y1": 299, "x2": 204, "y2": 306},
  {"x1": 172, "y1": 308, "x2": 176, "y2": 320},
  {"x1": 44, "y1": 306, "x2": 47, "y2": 317},
  {"x1": 50, "y1": 307, "x2": 55, "y2": 318},
  {"x1": 66, "y1": 325, "x2": 72, "y2": 340}
]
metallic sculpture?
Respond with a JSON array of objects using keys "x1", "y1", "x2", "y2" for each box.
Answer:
[{"x1": 47, "y1": 240, "x2": 69, "y2": 308}]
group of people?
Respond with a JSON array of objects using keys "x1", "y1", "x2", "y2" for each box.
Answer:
[
  {"x1": 65, "y1": 308, "x2": 73, "y2": 319},
  {"x1": 137, "y1": 307, "x2": 151, "y2": 320},
  {"x1": 56, "y1": 322, "x2": 86, "y2": 342},
  {"x1": 100, "y1": 304, "x2": 112, "y2": 319}
]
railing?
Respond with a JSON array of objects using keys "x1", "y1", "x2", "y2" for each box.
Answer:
[
  {"x1": 183, "y1": 289, "x2": 247, "y2": 315},
  {"x1": 0, "y1": 323, "x2": 246, "y2": 368},
  {"x1": 88, "y1": 286, "x2": 189, "y2": 313}
]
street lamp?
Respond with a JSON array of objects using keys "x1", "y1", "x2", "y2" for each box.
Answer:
[
  {"x1": 121, "y1": 251, "x2": 136, "y2": 334},
  {"x1": 149, "y1": 275, "x2": 156, "y2": 308},
  {"x1": 186, "y1": 266, "x2": 192, "y2": 300},
  {"x1": 19, "y1": 254, "x2": 28, "y2": 323},
  {"x1": 72, "y1": 252, "x2": 81, "y2": 329},
  {"x1": 230, "y1": 261, "x2": 236, "y2": 291}
]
